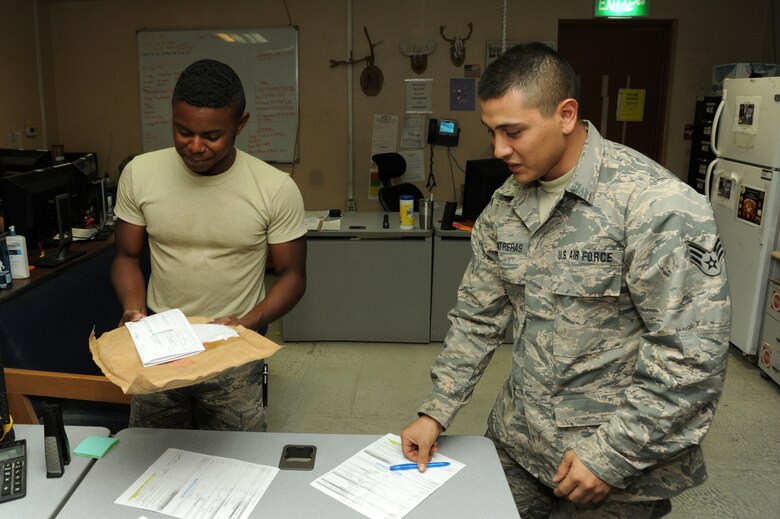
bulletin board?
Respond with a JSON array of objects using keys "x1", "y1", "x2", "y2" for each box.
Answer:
[{"x1": 137, "y1": 27, "x2": 299, "y2": 163}]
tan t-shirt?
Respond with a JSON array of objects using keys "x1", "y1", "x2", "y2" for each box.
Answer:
[{"x1": 115, "y1": 148, "x2": 306, "y2": 318}]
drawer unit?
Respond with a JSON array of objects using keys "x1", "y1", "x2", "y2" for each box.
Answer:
[
  {"x1": 759, "y1": 280, "x2": 780, "y2": 384},
  {"x1": 763, "y1": 279, "x2": 780, "y2": 320}
]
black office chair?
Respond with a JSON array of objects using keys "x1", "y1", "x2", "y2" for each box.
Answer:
[{"x1": 372, "y1": 152, "x2": 425, "y2": 211}]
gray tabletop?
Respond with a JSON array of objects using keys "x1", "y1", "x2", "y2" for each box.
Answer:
[
  {"x1": 3, "y1": 424, "x2": 109, "y2": 518},
  {"x1": 57, "y1": 428, "x2": 519, "y2": 518}
]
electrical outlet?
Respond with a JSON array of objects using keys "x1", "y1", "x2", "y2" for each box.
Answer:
[{"x1": 346, "y1": 198, "x2": 356, "y2": 212}]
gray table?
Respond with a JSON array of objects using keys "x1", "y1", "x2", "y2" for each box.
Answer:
[
  {"x1": 57, "y1": 428, "x2": 519, "y2": 518},
  {"x1": 3, "y1": 424, "x2": 109, "y2": 518},
  {"x1": 283, "y1": 212, "x2": 433, "y2": 342}
]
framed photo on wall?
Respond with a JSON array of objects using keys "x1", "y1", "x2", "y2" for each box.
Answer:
[{"x1": 486, "y1": 41, "x2": 557, "y2": 67}]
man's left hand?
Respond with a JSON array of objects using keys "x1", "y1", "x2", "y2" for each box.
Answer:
[{"x1": 552, "y1": 450, "x2": 612, "y2": 505}]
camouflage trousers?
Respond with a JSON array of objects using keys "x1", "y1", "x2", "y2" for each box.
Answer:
[
  {"x1": 487, "y1": 433, "x2": 672, "y2": 519},
  {"x1": 130, "y1": 360, "x2": 266, "y2": 431}
]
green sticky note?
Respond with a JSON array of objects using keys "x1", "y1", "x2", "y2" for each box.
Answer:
[{"x1": 73, "y1": 435, "x2": 119, "y2": 459}]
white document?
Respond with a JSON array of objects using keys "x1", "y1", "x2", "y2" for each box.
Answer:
[
  {"x1": 401, "y1": 114, "x2": 425, "y2": 149},
  {"x1": 405, "y1": 79, "x2": 433, "y2": 114},
  {"x1": 311, "y1": 433, "x2": 464, "y2": 519},
  {"x1": 124, "y1": 309, "x2": 205, "y2": 367},
  {"x1": 371, "y1": 115, "x2": 399, "y2": 154},
  {"x1": 321, "y1": 218, "x2": 342, "y2": 231},
  {"x1": 398, "y1": 150, "x2": 425, "y2": 182},
  {"x1": 305, "y1": 217, "x2": 324, "y2": 231},
  {"x1": 115, "y1": 448, "x2": 279, "y2": 519}
]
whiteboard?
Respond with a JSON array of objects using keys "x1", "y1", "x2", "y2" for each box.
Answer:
[{"x1": 137, "y1": 27, "x2": 298, "y2": 163}]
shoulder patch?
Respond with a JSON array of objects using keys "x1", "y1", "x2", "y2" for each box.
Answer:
[{"x1": 687, "y1": 239, "x2": 725, "y2": 276}]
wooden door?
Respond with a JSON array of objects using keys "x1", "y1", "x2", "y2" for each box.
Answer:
[{"x1": 557, "y1": 19, "x2": 673, "y2": 162}]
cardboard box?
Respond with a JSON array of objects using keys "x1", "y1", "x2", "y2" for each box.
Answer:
[{"x1": 712, "y1": 63, "x2": 777, "y2": 94}]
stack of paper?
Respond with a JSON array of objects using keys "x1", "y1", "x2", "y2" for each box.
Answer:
[
  {"x1": 304, "y1": 210, "x2": 328, "y2": 231},
  {"x1": 305, "y1": 217, "x2": 323, "y2": 231},
  {"x1": 125, "y1": 309, "x2": 205, "y2": 366}
]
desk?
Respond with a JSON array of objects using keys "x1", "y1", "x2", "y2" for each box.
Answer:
[
  {"x1": 430, "y1": 226, "x2": 513, "y2": 344},
  {"x1": 430, "y1": 227, "x2": 473, "y2": 342},
  {"x1": 57, "y1": 428, "x2": 519, "y2": 518},
  {"x1": 0, "y1": 236, "x2": 114, "y2": 305},
  {"x1": 283, "y1": 212, "x2": 433, "y2": 342},
  {"x1": 0, "y1": 237, "x2": 119, "y2": 373},
  {"x1": 3, "y1": 424, "x2": 109, "y2": 518}
]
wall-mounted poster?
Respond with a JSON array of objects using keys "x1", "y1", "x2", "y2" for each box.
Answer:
[{"x1": 737, "y1": 185, "x2": 765, "y2": 226}]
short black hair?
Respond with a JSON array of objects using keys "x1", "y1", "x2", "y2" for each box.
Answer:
[
  {"x1": 478, "y1": 43, "x2": 578, "y2": 117},
  {"x1": 172, "y1": 59, "x2": 246, "y2": 120}
]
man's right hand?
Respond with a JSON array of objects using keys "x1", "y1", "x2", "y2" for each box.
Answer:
[
  {"x1": 400, "y1": 414, "x2": 444, "y2": 472},
  {"x1": 119, "y1": 310, "x2": 146, "y2": 327}
]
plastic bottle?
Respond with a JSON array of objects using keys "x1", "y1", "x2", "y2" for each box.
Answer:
[
  {"x1": 106, "y1": 194, "x2": 115, "y2": 227},
  {"x1": 399, "y1": 195, "x2": 414, "y2": 230},
  {"x1": 6, "y1": 226, "x2": 30, "y2": 279}
]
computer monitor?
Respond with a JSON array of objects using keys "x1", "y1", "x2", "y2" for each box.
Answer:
[
  {"x1": 70, "y1": 153, "x2": 99, "y2": 181},
  {"x1": 461, "y1": 158, "x2": 512, "y2": 220},
  {"x1": 0, "y1": 148, "x2": 52, "y2": 175},
  {"x1": 70, "y1": 153, "x2": 100, "y2": 220},
  {"x1": 0, "y1": 163, "x2": 77, "y2": 243}
]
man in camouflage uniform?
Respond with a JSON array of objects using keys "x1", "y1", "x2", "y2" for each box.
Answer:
[{"x1": 401, "y1": 43, "x2": 730, "y2": 518}]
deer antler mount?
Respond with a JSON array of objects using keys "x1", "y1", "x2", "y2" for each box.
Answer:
[
  {"x1": 399, "y1": 41, "x2": 436, "y2": 74},
  {"x1": 329, "y1": 26, "x2": 384, "y2": 96},
  {"x1": 440, "y1": 22, "x2": 473, "y2": 67}
]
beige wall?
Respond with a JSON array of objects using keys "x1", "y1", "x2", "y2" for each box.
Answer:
[
  {"x1": 1, "y1": 0, "x2": 45, "y2": 150},
  {"x1": 2, "y1": 0, "x2": 776, "y2": 211}
]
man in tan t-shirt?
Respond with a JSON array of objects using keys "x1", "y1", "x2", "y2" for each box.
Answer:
[{"x1": 112, "y1": 59, "x2": 307, "y2": 431}]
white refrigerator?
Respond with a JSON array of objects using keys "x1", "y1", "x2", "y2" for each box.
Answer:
[{"x1": 706, "y1": 76, "x2": 780, "y2": 357}]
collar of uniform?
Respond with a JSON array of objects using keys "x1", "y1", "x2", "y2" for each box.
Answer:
[
  {"x1": 177, "y1": 148, "x2": 243, "y2": 186},
  {"x1": 563, "y1": 120, "x2": 604, "y2": 206}
]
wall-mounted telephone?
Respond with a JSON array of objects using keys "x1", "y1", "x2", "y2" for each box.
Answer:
[{"x1": 428, "y1": 118, "x2": 460, "y2": 147}]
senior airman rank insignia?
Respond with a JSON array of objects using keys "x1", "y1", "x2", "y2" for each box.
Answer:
[{"x1": 687, "y1": 239, "x2": 725, "y2": 276}]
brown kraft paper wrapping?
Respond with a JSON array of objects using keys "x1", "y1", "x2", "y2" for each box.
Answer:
[{"x1": 89, "y1": 316, "x2": 282, "y2": 394}]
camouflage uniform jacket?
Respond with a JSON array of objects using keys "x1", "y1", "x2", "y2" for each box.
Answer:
[{"x1": 418, "y1": 121, "x2": 731, "y2": 500}]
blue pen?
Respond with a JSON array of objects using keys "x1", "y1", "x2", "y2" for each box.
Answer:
[{"x1": 389, "y1": 462, "x2": 451, "y2": 471}]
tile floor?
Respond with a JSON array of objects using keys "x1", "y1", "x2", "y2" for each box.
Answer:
[{"x1": 265, "y1": 321, "x2": 780, "y2": 518}]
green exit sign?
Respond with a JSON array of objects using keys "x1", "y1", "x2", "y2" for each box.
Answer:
[{"x1": 594, "y1": 0, "x2": 649, "y2": 17}]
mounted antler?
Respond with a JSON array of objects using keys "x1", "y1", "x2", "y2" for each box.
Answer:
[
  {"x1": 329, "y1": 27, "x2": 384, "y2": 96},
  {"x1": 399, "y1": 41, "x2": 436, "y2": 74},
  {"x1": 439, "y1": 22, "x2": 473, "y2": 67}
]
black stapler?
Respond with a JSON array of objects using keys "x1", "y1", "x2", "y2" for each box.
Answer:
[{"x1": 41, "y1": 404, "x2": 70, "y2": 478}]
